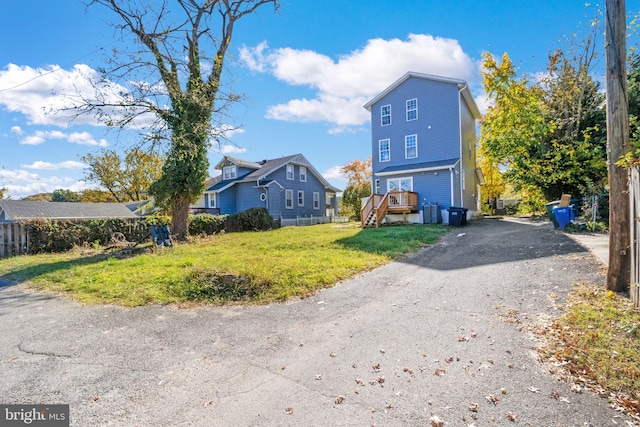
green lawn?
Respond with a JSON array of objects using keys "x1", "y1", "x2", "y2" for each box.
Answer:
[{"x1": 0, "y1": 223, "x2": 449, "y2": 306}]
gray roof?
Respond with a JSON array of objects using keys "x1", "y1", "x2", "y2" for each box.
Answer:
[
  {"x1": 0, "y1": 200, "x2": 139, "y2": 222},
  {"x1": 206, "y1": 154, "x2": 341, "y2": 193}
]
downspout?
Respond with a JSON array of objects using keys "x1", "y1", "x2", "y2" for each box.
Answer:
[
  {"x1": 458, "y1": 83, "x2": 466, "y2": 208},
  {"x1": 450, "y1": 160, "x2": 461, "y2": 207}
]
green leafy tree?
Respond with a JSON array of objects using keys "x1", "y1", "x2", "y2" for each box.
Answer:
[
  {"x1": 52, "y1": 189, "x2": 81, "y2": 202},
  {"x1": 0, "y1": 187, "x2": 7, "y2": 199},
  {"x1": 80, "y1": 189, "x2": 114, "y2": 202},
  {"x1": 340, "y1": 158, "x2": 372, "y2": 220},
  {"x1": 81, "y1": 148, "x2": 163, "y2": 202},
  {"x1": 80, "y1": 0, "x2": 280, "y2": 240}
]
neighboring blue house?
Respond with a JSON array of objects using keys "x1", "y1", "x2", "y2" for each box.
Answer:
[
  {"x1": 361, "y1": 72, "x2": 483, "y2": 226},
  {"x1": 193, "y1": 154, "x2": 341, "y2": 223}
]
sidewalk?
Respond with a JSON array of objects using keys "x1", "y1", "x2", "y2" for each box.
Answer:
[{"x1": 567, "y1": 232, "x2": 609, "y2": 266}]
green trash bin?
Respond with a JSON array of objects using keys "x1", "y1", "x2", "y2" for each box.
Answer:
[{"x1": 545, "y1": 201, "x2": 561, "y2": 229}]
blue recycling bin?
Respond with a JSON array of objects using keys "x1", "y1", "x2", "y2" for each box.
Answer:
[{"x1": 553, "y1": 206, "x2": 574, "y2": 230}]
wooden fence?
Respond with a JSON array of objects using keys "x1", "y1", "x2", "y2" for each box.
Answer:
[
  {"x1": 631, "y1": 166, "x2": 640, "y2": 306},
  {"x1": 0, "y1": 223, "x2": 28, "y2": 258}
]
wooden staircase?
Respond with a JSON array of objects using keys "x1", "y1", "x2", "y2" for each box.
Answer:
[{"x1": 361, "y1": 193, "x2": 389, "y2": 228}]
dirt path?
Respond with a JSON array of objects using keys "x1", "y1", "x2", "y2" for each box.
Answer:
[{"x1": 0, "y1": 218, "x2": 633, "y2": 426}]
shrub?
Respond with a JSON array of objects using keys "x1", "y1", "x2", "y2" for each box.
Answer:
[
  {"x1": 188, "y1": 213, "x2": 228, "y2": 236},
  {"x1": 225, "y1": 208, "x2": 279, "y2": 232}
]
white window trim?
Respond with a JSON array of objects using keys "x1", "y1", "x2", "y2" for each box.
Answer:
[
  {"x1": 286, "y1": 164, "x2": 294, "y2": 180},
  {"x1": 207, "y1": 192, "x2": 216, "y2": 208},
  {"x1": 223, "y1": 165, "x2": 237, "y2": 180},
  {"x1": 285, "y1": 189, "x2": 294, "y2": 209},
  {"x1": 379, "y1": 139, "x2": 390, "y2": 163},
  {"x1": 375, "y1": 179, "x2": 380, "y2": 194},
  {"x1": 406, "y1": 98, "x2": 418, "y2": 121},
  {"x1": 297, "y1": 190, "x2": 304, "y2": 207},
  {"x1": 381, "y1": 104, "x2": 391, "y2": 126},
  {"x1": 405, "y1": 134, "x2": 418, "y2": 159},
  {"x1": 313, "y1": 192, "x2": 320, "y2": 209},
  {"x1": 299, "y1": 166, "x2": 307, "y2": 182},
  {"x1": 387, "y1": 176, "x2": 413, "y2": 192}
]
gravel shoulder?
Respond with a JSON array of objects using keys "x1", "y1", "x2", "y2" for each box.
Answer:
[{"x1": 0, "y1": 217, "x2": 634, "y2": 426}]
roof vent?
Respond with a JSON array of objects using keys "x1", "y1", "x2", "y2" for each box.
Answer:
[{"x1": 259, "y1": 159, "x2": 267, "y2": 165}]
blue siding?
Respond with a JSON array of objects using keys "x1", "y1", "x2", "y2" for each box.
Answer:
[
  {"x1": 278, "y1": 164, "x2": 327, "y2": 219},
  {"x1": 371, "y1": 78, "x2": 461, "y2": 175},
  {"x1": 367, "y1": 75, "x2": 480, "y2": 217}
]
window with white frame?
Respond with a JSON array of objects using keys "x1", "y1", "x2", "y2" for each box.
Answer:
[
  {"x1": 381, "y1": 104, "x2": 391, "y2": 126},
  {"x1": 387, "y1": 177, "x2": 413, "y2": 192},
  {"x1": 379, "y1": 139, "x2": 390, "y2": 162},
  {"x1": 286, "y1": 164, "x2": 294, "y2": 180},
  {"x1": 299, "y1": 166, "x2": 307, "y2": 182},
  {"x1": 375, "y1": 179, "x2": 380, "y2": 194},
  {"x1": 406, "y1": 98, "x2": 417, "y2": 121},
  {"x1": 313, "y1": 192, "x2": 320, "y2": 209},
  {"x1": 223, "y1": 165, "x2": 237, "y2": 180},
  {"x1": 207, "y1": 193, "x2": 216, "y2": 208},
  {"x1": 285, "y1": 189, "x2": 293, "y2": 209},
  {"x1": 405, "y1": 134, "x2": 417, "y2": 159},
  {"x1": 297, "y1": 190, "x2": 304, "y2": 207},
  {"x1": 461, "y1": 170, "x2": 466, "y2": 190}
]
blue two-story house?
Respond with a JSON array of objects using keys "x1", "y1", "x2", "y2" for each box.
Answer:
[
  {"x1": 193, "y1": 153, "x2": 341, "y2": 223},
  {"x1": 361, "y1": 72, "x2": 483, "y2": 226}
]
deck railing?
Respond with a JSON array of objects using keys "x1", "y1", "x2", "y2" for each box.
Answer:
[{"x1": 361, "y1": 191, "x2": 418, "y2": 228}]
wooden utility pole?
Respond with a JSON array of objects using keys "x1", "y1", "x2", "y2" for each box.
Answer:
[{"x1": 605, "y1": 0, "x2": 631, "y2": 291}]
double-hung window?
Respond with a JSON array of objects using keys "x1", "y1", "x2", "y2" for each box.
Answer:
[
  {"x1": 379, "y1": 139, "x2": 390, "y2": 162},
  {"x1": 285, "y1": 189, "x2": 293, "y2": 209},
  {"x1": 313, "y1": 192, "x2": 320, "y2": 209},
  {"x1": 297, "y1": 190, "x2": 304, "y2": 207},
  {"x1": 381, "y1": 105, "x2": 391, "y2": 126},
  {"x1": 286, "y1": 164, "x2": 294, "y2": 180},
  {"x1": 223, "y1": 165, "x2": 237, "y2": 180},
  {"x1": 406, "y1": 98, "x2": 417, "y2": 121},
  {"x1": 299, "y1": 166, "x2": 307, "y2": 182},
  {"x1": 207, "y1": 193, "x2": 216, "y2": 208},
  {"x1": 405, "y1": 134, "x2": 417, "y2": 159}
]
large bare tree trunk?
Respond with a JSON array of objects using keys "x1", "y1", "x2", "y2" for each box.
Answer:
[
  {"x1": 605, "y1": 0, "x2": 631, "y2": 291},
  {"x1": 171, "y1": 193, "x2": 192, "y2": 241}
]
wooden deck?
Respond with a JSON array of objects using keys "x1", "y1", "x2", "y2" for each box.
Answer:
[{"x1": 361, "y1": 191, "x2": 418, "y2": 227}]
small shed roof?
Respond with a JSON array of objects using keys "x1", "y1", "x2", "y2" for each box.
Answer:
[{"x1": 0, "y1": 200, "x2": 139, "y2": 222}]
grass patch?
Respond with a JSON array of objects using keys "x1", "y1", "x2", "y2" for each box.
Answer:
[
  {"x1": 538, "y1": 282, "x2": 640, "y2": 417},
  {"x1": 0, "y1": 223, "x2": 449, "y2": 307}
]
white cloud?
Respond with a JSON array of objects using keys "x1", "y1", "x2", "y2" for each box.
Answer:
[
  {"x1": 19, "y1": 129, "x2": 108, "y2": 147},
  {"x1": 21, "y1": 160, "x2": 86, "y2": 170},
  {"x1": 0, "y1": 168, "x2": 87, "y2": 199},
  {"x1": 10, "y1": 125, "x2": 23, "y2": 135},
  {"x1": 218, "y1": 144, "x2": 247, "y2": 155},
  {"x1": 322, "y1": 165, "x2": 347, "y2": 184},
  {"x1": 240, "y1": 34, "x2": 479, "y2": 132},
  {"x1": 0, "y1": 63, "x2": 152, "y2": 129}
]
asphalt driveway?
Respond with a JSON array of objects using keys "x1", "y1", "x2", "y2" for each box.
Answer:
[{"x1": 0, "y1": 217, "x2": 635, "y2": 426}]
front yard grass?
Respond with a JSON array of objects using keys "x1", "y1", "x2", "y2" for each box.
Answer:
[{"x1": 0, "y1": 223, "x2": 449, "y2": 307}]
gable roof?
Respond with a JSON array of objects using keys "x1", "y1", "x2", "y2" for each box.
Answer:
[
  {"x1": 213, "y1": 156, "x2": 262, "y2": 170},
  {"x1": 0, "y1": 200, "x2": 139, "y2": 222},
  {"x1": 363, "y1": 72, "x2": 481, "y2": 119},
  {"x1": 205, "y1": 154, "x2": 341, "y2": 193}
]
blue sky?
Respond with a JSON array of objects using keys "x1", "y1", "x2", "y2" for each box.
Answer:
[{"x1": 0, "y1": 0, "x2": 637, "y2": 199}]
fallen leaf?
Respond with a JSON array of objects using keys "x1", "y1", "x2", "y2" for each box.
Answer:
[
  {"x1": 505, "y1": 411, "x2": 517, "y2": 422},
  {"x1": 372, "y1": 363, "x2": 381, "y2": 372},
  {"x1": 335, "y1": 396, "x2": 345, "y2": 404},
  {"x1": 203, "y1": 401, "x2": 212, "y2": 407},
  {"x1": 330, "y1": 352, "x2": 337, "y2": 358},
  {"x1": 468, "y1": 403, "x2": 479, "y2": 412},
  {"x1": 285, "y1": 407, "x2": 294, "y2": 415},
  {"x1": 315, "y1": 374, "x2": 322, "y2": 380},
  {"x1": 528, "y1": 386, "x2": 540, "y2": 393},
  {"x1": 486, "y1": 394, "x2": 499, "y2": 405},
  {"x1": 430, "y1": 415, "x2": 444, "y2": 427}
]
